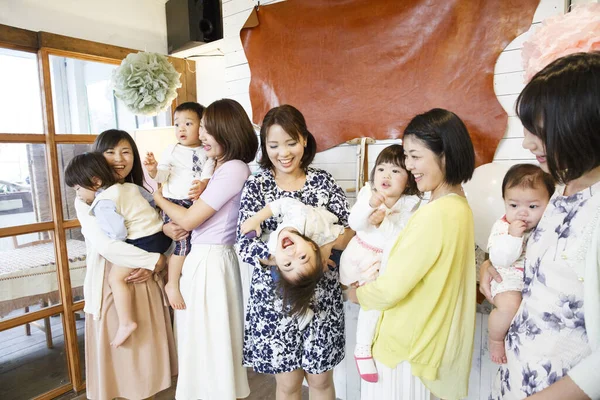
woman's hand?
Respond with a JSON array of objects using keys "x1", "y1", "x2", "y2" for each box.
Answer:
[
  {"x1": 479, "y1": 259, "x2": 502, "y2": 304},
  {"x1": 153, "y1": 184, "x2": 164, "y2": 203},
  {"x1": 346, "y1": 284, "x2": 360, "y2": 304},
  {"x1": 126, "y1": 268, "x2": 153, "y2": 283},
  {"x1": 163, "y1": 221, "x2": 189, "y2": 241},
  {"x1": 259, "y1": 255, "x2": 277, "y2": 266},
  {"x1": 154, "y1": 254, "x2": 167, "y2": 274},
  {"x1": 188, "y1": 179, "x2": 204, "y2": 201},
  {"x1": 320, "y1": 241, "x2": 335, "y2": 269}
]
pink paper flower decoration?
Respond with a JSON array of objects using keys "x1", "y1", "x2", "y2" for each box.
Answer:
[{"x1": 522, "y1": 3, "x2": 600, "y2": 82}]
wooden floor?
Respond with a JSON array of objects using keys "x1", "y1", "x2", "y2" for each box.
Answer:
[{"x1": 1, "y1": 303, "x2": 497, "y2": 400}]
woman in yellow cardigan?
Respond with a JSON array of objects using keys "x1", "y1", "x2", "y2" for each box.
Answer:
[{"x1": 348, "y1": 108, "x2": 477, "y2": 400}]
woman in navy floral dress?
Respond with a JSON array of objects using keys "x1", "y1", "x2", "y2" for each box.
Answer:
[
  {"x1": 480, "y1": 52, "x2": 600, "y2": 399},
  {"x1": 238, "y1": 105, "x2": 350, "y2": 399}
]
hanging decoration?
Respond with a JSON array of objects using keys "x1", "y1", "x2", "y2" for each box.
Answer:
[
  {"x1": 522, "y1": 3, "x2": 600, "y2": 82},
  {"x1": 111, "y1": 52, "x2": 181, "y2": 116}
]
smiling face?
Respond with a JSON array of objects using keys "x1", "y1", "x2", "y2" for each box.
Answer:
[
  {"x1": 373, "y1": 162, "x2": 409, "y2": 200},
  {"x1": 274, "y1": 228, "x2": 319, "y2": 282},
  {"x1": 403, "y1": 135, "x2": 446, "y2": 195},
  {"x1": 174, "y1": 110, "x2": 202, "y2": 147},
  {"x1": 265, "y1": 124, "x2": 306, "y2": 176},
  {"x1": 101, "y1": 139, "x2": 134, "y2": 182},
  {"x1": 522, "y1": 129, "x2": 548, "y2": 173},
  {"x1": 504, "y1": 184, "x2": 550, "y2": 231},
  {"x1": 199, "y1": 118, "x2": 224, "y2": 160}
]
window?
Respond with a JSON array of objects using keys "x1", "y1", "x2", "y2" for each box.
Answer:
[{"x1": 0, "y1": 25, "x2": 195, "y2": 398}]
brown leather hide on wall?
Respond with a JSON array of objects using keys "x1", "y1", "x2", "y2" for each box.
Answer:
[{"x1": 241, "y1": 0, "x2": 540, "y2": 165}]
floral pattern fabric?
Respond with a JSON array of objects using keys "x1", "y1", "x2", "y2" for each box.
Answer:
[
  {"x1": 490, "y1": 183, "x2": 600, "y2": 399},
  {"x1": 238, "y1": 167, "x2": 350, "y2": 374}
]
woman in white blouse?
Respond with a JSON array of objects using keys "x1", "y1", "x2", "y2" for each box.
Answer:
[{"x1": 77, "y1": 129, "x2": 177, "y2": 400}]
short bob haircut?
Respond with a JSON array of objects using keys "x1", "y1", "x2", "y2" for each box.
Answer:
[
  {"x1": 277, "y1": 232, "x2": 323, "y2": 317},
  {"x1": 501, "y1": 163, "x2": 555, "y2": 200},
  {"x1": 369, "y1": 144, "x2": 420, "y2": 197},
  {"x1": 65, "y1": 152, "x2": 118, "y2": 190},
  {"x1": 202, "y1": 99, "x2": 258, "y2": 164},
  {"x1": 93, "y1": 129, "x2": 146, "y2": 187},
  {"x1": 516, "y1": 51, "x2": 600, "y2": 184},
  {"x1": 258, "y1": 105, "x2": 318, "y2": 171},
  {"x1": 403, "y1": 108, "x2": 475, "y2": 185},
  {"x1": 174, "y1": 101, "x2": 205, "y2": 121}
]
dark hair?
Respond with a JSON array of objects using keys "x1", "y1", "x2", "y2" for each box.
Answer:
[
  {"x1": 403, "y1": 108, "x2": 475, "y2": 185},
  {"x1": 516, "y1": 52, "x2": 600, "y2": 184},
  {"x1": 258, "y1": 105, "x2": 317, "y2": 171},
  {"x1": 369, "y1": 144, "x2": 420, "y2": 197},
  {"x1": 202, "y1": 99, "x2": 258, "y2": 163},
  {"x1": 277, "y1": 233, "x2": 324, "y2": 317},
  {"x1": 174, "y1": 101, "x2": 205, "y2": 121},
  {"x1": 501, "y1": 163, "x2": 555, "y2": 199},
  {"x1": 93, "y1": 129, "x2": 147, "y2": 187},
  {"x1": 65, "y1": 152, "x2": 118, "y2": 190}
]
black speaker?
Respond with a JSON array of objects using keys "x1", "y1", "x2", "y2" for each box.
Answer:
[{"x1": 166, "y1": 0, "x2": 223, "y2": 54}]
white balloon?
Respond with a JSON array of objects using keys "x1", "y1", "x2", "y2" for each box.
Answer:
[{"x1": 463, "y1": 163, "x2": 510, "y2": 250}]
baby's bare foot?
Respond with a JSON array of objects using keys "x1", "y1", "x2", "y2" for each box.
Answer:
[
  {"x1": 165, "y1": 282, "x2": 186, "y2": 310},
  {"x1": 111, "y1": 322, "x2": 137, "y2": 348},
  {"x1": 489, "y1": 338, "x2": 507, "y2": 364}
]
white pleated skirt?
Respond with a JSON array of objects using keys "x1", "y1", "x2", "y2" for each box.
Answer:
[
  {"x1": 361, "y1": 360, "x2": 437, "y2": 400},
  {"x1": 174, "y1": 244, "x2": 249, "y2": 400}
]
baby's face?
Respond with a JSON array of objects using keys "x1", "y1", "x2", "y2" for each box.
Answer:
[
  {"x1": 274, "y1": 228, "x2": 318, "y2": 282},
  {"x1": 504, "y1": 185, "x2": 550, "y2": 231}
]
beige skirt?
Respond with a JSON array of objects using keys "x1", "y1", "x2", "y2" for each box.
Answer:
[{"x1": 85, "y1": 263, "x2": 177, "y2": 400}]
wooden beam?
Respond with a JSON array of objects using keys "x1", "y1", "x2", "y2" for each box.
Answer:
[
  {"x1": 33, "y1": 383, "x2": 73, "y2": 400},
  {"x1": 54, "y1": 134, "x2": 98, "y2": 144},
  {"x1": 0, "y1": 222, "x2": 55, "y2": 239},
  {"x1": 39, "y1": 47, "x2": 83, "y2": 389},
  {"x1": 0, "y1": 23, "x2": 38, "y2": 51},
  {"x1": 63, "y1": 219, "x2": 81, "y2": 229},
  {"x1": 38, "y1": 31, "x2": 133, "y2": 61},
  {"x1": 0, "y1": 304, "x2": 63, "y2": 332},
  {"x1": 0, "y1": 133, "x2": 46, "y2": 143}
]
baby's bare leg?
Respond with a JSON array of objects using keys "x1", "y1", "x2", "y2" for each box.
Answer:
[
  {"x1": 165, "y1": 255, "x2": 186, "y2": 310},
  {"x1": 488, "y1": 291, "x2": 522, "y2": 364},
  {"x1": 107, "y1": 266, "x2": 137, "y2": 347}
]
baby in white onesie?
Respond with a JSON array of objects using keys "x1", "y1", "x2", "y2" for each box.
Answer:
[{"x1": 487, "y1": 163, "x2": 554, "y2": 364}]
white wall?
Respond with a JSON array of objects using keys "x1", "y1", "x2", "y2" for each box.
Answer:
[{"x1": 0, "y1": 0, "x2": 169, "y2": 53}]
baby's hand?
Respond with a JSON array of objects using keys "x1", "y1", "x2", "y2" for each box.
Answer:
[
  {"x1": 144, "y1": 152, "x2": 158, "y2": 177},
  {"x1": 369, "y1": 191, "x2": 386, "y2": 208},
  {"x1": 368, "y1": 208, "x2": 386, "y2": 227},
  {"x1": 241, "y1": 216, "x2": 262, "y2": 237},
  {"x1": 508, "y1": 220, "x2": 527, "y2": 237}
]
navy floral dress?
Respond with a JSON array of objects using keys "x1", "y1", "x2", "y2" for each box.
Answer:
[
  {"x1": 238, "y1": 167, "x2": 350, "y2": 374},
  {"x1": 490, "y1": 182, "x2": 600, "y2": 399}
]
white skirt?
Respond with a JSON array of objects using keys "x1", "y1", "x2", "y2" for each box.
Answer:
[
  {"x1": 361, "y1": 360, "x2": 436, "y2": 400},
  {"x1": 174, "y1": 244, "x2": 249, "y2": 400}
]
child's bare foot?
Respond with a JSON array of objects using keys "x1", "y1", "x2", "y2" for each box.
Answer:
[
  {"x1": 489, "y1": 338, "x2": 507, "y2": 364},
  {"x1": 165, "y1": 282, "x2": 186, "y2": 310},
  {"x1": 111, "y1": 322, "x2": 137, "y2": 348}
]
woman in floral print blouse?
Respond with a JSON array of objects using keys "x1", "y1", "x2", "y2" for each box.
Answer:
[
  {"x1": 237, "y1": 104, "x2": 350, "y2": 399},
  {"x1": 480, "y1": 52, "x2": 600, "y2": 400}
]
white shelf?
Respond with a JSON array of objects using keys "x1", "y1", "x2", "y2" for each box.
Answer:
[{"x1": 170, "y1": 39, "x2": 225, "y2": 58}]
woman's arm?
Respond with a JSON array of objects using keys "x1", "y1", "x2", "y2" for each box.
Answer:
[
  {"x1": 75, "y1": 198, "x2": 160, "y2": 271},
  {"x1": 155, "y1": 161, "x2": 249, "y2": 231},
  {"x1": 527, "y1": 375, "x2": 591, "y2": 400},
  {"x1": 237, "y1": 175, "x2": 272, "y2": 266},
  {"x1": 154, "y1": 193, "x2": 216, "y2": 232},
  {"x1": 357, "y1": 208, "x2": 442, "y2": 311}
]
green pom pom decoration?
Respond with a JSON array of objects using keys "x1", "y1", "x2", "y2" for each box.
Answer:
[{"x1": 111, "y1": 52, "x2": 182, "y2": 116}]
